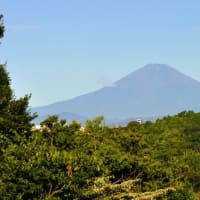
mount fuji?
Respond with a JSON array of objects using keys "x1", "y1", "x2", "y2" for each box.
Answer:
[{"x1": 33, "y1": 64, "x2": 200, "y2": 123}]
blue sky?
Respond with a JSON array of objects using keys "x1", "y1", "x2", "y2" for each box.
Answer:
[{"x1": 0, "y1": 0, "x2": 200, "y2": 107}]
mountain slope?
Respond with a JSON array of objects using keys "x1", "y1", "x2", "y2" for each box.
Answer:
[{"x1": 33, "y1": 64, "x2": 200, "y2": 120}]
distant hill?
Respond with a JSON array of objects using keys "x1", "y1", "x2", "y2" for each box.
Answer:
[
  {"x1": 33, "y1": 64, "x2": 200, "y2": 123},
  {"x1": 33, "y1": 111, "x2": 87, "y2": 125}
]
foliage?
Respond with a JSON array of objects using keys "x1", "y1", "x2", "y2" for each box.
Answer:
[
  {"x1": 2, "y1": 111, "x2": 200, "y2": 199},
  {"x1": 0, "y1": 14, "x2": 4, "y2": 39}
]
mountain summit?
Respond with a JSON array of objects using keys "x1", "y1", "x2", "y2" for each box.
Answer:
[
  {"x1": 116, "y1": 64, "x2": 198, "y2": 89},
  {"x1": 33, "y1": 64, "x2": 200, "y2": 121}
]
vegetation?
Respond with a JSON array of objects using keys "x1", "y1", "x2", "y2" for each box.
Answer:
[{"x1": 1, "y1": 14, "x2": 200, "y2": 199}]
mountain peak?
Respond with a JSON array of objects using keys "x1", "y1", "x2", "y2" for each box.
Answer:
[
  {"x1": 142, "y1": 63, "x2": 173, "y2": 69},
  {"x1": 141, "y1": 63, "x2": 176, "y2": 72},
  {"x1": 138, "y1": 64, "x2": 184, "y2": 75},
  {"x1": 115, "y1": 64, "x2": 198, "y2": 89}
]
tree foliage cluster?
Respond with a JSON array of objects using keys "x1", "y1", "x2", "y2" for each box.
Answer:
[{"x1": 1, "y1": 15, "x2": 200, "y2": 199}]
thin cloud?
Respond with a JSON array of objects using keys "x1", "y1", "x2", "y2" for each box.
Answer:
[
  {"x1": 96, "y1": 76, "x2": 116, "y2": 88},
  {"x1": 6, "y1": 25, "x2": 39, "y2": 31}
]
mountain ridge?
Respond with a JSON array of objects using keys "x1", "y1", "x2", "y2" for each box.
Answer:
[{"x1": 33, "y1": 64, "x2": 200, "y2": 122}]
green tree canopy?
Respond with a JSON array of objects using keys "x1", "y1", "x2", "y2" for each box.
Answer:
[{"x1": 0, "y1": 64, "x2": 13, "y2": 113}]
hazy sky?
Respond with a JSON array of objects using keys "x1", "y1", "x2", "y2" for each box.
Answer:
[{"x1": 0, "y1": 0, "x2": 200, "y2": 107}]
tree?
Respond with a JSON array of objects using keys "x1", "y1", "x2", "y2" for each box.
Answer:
[
  {"x1": 0, "y1": 14, "x2": 4, "y2": 39},
  {"x1": 0, "y1": 15, "x2": 10, "y2": 112},
  {"x1": 0, "y1": 64, "x2": 13, "y2": 113},
  {"x1": 0, "y1": 14, "x2": 37, "y2": 198},
  {"x1": 0, "y1": 15, "x2": 35, "y2": 141},
  {"x1": 0, "y1": 64, "x2": 36, "y2": 141}
]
